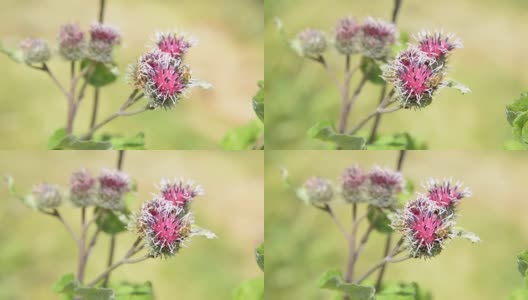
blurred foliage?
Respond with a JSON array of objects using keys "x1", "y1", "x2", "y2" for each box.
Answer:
[
  {"x1": 506, "y1": 92, "x2": 528, "y2": 149},
  {"x1": 265, "y1": 0, "x2": 528, "y2": 149}
]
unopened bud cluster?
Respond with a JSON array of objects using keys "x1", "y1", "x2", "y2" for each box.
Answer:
[
  {"x1": 297, "y1": 16, "x2": 397, "y2": 59},
  {"x1": 32, "y1": 183, "x2": 62, "y2": 209},
  {"x1": 20, "y1": 38, "x2": 51, "y2": 64},
  {"x1": 392, "y1": 179, "x2": 471, "y2": 258},
  {"x1": 383, "y1": 30, "x2": 462, "y2": 109}
]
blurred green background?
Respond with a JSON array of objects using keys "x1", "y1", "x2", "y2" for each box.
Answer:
[
  {"x1": 265, "y1": 0, "x2": 528, "y2": 149},
  {"x1": 0, "y1": 150, "x2": 263, "y2": 299},
  {"x1": 265, "y1": 150, "x2": 528, "y2": 299},
  {"x1": 0, "y1": 0, "x2": 263, "y2": 149}
]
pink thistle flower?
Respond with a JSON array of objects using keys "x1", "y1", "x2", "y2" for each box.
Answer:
[
  {"x1": 69, "y1": 168, "x2": 96, "y2": 207},
  {"x1": 134, "y1": 198, "x2": 193, "y2": 258},
  {"x1": 341, "y1": 165, "x2": 367, "y2": 203},
  {"x1": 158, "y1": 178, "x2": 204, "y2": 209},
  {"x1": 394, "y1": 196, "x2": 455, "y2": 258},
  {"x1": 32, "y1": 183, "x2": 62, "y2": 209},
  {"x1": 298, "y1": 28, "x2": 327, "y2": 57},
  {"x1": 96, "y1": 169, "x2": 131, "y2": 211},
  {"x1": 360, "y1": 17, "x2": 398, "y2": 59},
  {"x1": 416, "y1": 30, "x2": 462, "y2": 62},
  {"x1": 87, "y1": 23, "x2": 121, "y2": 63},
  {"x1": 20, "y1": 38, "x2": 51, "y2": 64},
  {"x1": 383, "y1": 46, "x2": 445, "y2": 109},
  {"x1": 155, "y1": 31, "x2": 195, "y2": 59},
  {"x1": 425, "y1": 179, "x2": 471, "y2": 209},
  {"x1": 367, "y1": 166, "x2": 405, "y2": 207},
  {"x1": 334, "y1": 16, "x2": 361, "y2": 55},
  {"x1": 57, "y1": 23, "x2": 85, "y2": 61},
  {"x1": 303, "y1": 176, "x2": 333, "y2": 204}
]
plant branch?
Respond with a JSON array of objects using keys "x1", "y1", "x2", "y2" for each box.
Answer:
[
  {"x1": 28, "y1": 63, "x2": 69, "y2": 99},
  {"x1": 355, "y1": 238, "x2": 408, "y2": 284},
  {"x1": 339, "y1": 74, "x2": 368, "y2": 133},
  {"x1": 77, "y1": 207, "x2": 87, "y2": 283},
  {"x1": 348, "y1": 101, "x2": 401, "y2": 135},
  {"x1": 391, "y1": 0, "x2": 403, "y2": 23},
  {"x1": 345, "y1": 205, "x2": 365, "y2": 282},
  {"x1": 310, "y1": 55, "x2": 342, "y2": 93},
  {"x1": 44, "y1": 209, "x2": 79, "y2": 245},
  {"x1": 315, "y1": 204, "x2": 349, "y2": 241}
]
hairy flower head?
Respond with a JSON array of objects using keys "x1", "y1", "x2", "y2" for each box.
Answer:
[
  {"x1": 416, "y1": 30, "x2": 462, "y2": 63},
  {"x1": 298, "y1": 28, "x2": 327, "y2": 57},
  {"x1": 158, "y1": 178, "x2": 204, "y2": 209},
  {"x1": 334, "y1": 16, "x2": 361, "y2": 55},
  {"x1": 367, "y1": 166, "x2": 404, "y2": 208},
  {"x1": 69, "y1": 168, "x2": 96, "y2": 207},
  {"x1": 341, "y1": 165, "x2": 367, "y2": 203},
  {"x1": 96, "y1": 169, "x2": 131, "y2": 211},
  {"x1": 87, "y1": 23, "x2": 121, "y2": 63},
  {"x1": 303, "y1": 176, "x2": 333, "y2": 204},
  {"x1": 57, "y1": 23, "x2": 85, "y2": 61},
  {"x1": 360, "y1": 17, "x2": 397, "y2": 59},
  {"x1": 32, "y1": 183, "x2": 62, "y2": 209},
  {"x1": 155, "y1": 31, "x2": 195, "y2": 59},
  {"x1": 425, "y1": 178, "x2": 471, "y2": 210},
  {"x1": 20, "y1": 38, "x2": 51, "y2": 64}
]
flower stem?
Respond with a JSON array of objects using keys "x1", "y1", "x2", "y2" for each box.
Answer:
[
  {"x1": 318, "y1": 204, "x2": 349, "y2": 241},
  {"x1": 77, "y1": 207, "x2": 87, "y2": 283},
  {"x1": 46, "y1": 209, "x2": 79, "y2": 245},
  {"x1": 348, "y1": 99, "x2": 400, "y2": 135},
  {"x1": 339, "y1": 75, "x2": 367, "y2": 133},
  {"x1": 355, "y1": 238, "x2": 407, "y2": 284}
]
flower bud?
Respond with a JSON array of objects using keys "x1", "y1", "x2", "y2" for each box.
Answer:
[
  {"x1": 415, "y1": 30, "x2": 462, "y2": 64},
  {"x1": 334, "y1": 16, "x2": 361, "y2": 55},
  {"x1": 57, "y1": 23, "x2": 85, "y2": 61},
  {"x1": 367, "y1": 166, "x2": 404, "y2": 208},
  {"x1": 392, "y1": 196, "x2": 454, "y2": 258},
  {"x1": 158, "y1": 178, "x2": 204, "y2": 209},
  {"x1": 96, "y1": 169, "x2": 131, "y2": 211},
  {"x1": 341, "y1": 165, "x2": 367, "y2": 203},
  {"x1": 303, "y1": 176, "x2": 333, "y2": 204},
  {"x1": 425, "y1": 179, "x2": 470, "y2": 210},
  {"x1": 32, "y1": 183, "x2": 61, "y2": 209},
  {"x1": 298, "y1": 28, "x2": 327, "y2": 57},
  {"x1": 360, "y1": 17, "x2": 397, "y2": 59},
  {"x1": 155, "y1": 31, "x2": 195, "y2": 59},
  {"x1": 20, "y1": 38, "x2": 51, "y2": 64},
  {"x1": 69, "y1": 169, "x2": 96, "y2": 207},
  {"x1": 132, "y1": 198, "x2": 193, "y2": 258},
  {"x1": 87, "y1": 23, "x2": 121, "y2": 63},
  {"x1": 382, "y1": 46, "x2": 445, "y2": 109}
]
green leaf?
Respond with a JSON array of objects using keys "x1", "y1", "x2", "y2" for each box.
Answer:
[
  {"x1": 513, "y1": 112, "x2": 528, "y2": 143},
  {"x1": 220, "y1": 120, "x2": 263, "y2": 150},
  {"x1": 253, "y1": 80, "x2": 264, "y2": 122},
  {"x1": 367, "y1": 205, "x2": 393, "y2": 233},
  {"x1": 377, "y1": 282, "x2": 432, "y2": 300},
  {"x1": 518, "y1": 249, "x2": 528, "y2": 277},
  {"x1": 48, "y1": 129, "x2": 113, "y2": 150},
  {"x1": 232, "y1": 278, "x2": 264, "y2": 300},
  {"x1": 509, "y1": 289, "x2": 528, "y2": 300},
  {"x1": 98, "y1": 133, "x2": 146, "y2": 150},
  {"x1": 368, "y1": 133, "x2": 427, "y2": 150},
  {"x1": 255, "y1": 242, "x2": 264, "y2": 272},
  {"x1": 75, "y1": 287, "x2": 115, "y2": 300},
  {"x1": 0, "y1": 42, "x2": 24, "y2": 64},
  {"x1": 96, "y1": 209, "x2": 128, "y2": 235},
  {"x1": 504, "y1": 139, "x2": 526, "y2": 150},
  {"x1": 5, "y1": 175, "x2": 37, "y2": 210},
  {"x1": 308, "y1": 121, "x2": 366, "y2": 149},
  {"x1": 360, "y1": 57, "x2": 385, "y2": 85},
  {"x1": 445, "y1": 79, "x2": 472, "y2": 95},
  {"x1": 52, "y1": 273, "x2": 79, "y2": 295},
  {"x1": 113, "y1": 281, "x2": 154, "y2": 300},
  {"x1": 318, "y1": 270, "x2": 375, "y2": 300},
  {"x1": 82, "y1": 59, "x2": 118, "y2": 87},
  {"x1": 48, "y1": 128, "x2": 69, "y2": 150},
  {"x1": 507, "y1": 93, "x2": 528, "y2": 126}
]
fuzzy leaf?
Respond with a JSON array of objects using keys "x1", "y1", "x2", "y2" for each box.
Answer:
[
  {"x1": 48, "y1": 128, "x2": 69, "y2": 150},
  {"x1": 367, "y1": 205, "x2": 393, "y2": 233},
  {"x1": 255, "y1": 242, "x2": 264, "y2": 272},
  {"x1": 360, "y1": 57, "x2": 385, "y2": 85},
  {"x1": 52, "y1": 274, "x2": 79, "y2": 295},
  {"x1": 368, "y1": 133, "x2": 427, "y2": 150},
  {"x1": 113, "y1": 281, "x2": 154, "y2": 300},
  {"x1": 377, "y1": 282, "x2": 432, "y2": 300},
  {"x1": 98, "y1": 133, "x2": 146, "y2": 150},
  {"x1": 221, "y1": 120, "x2": 263, "y2": 150},
  {"x1": 445, "y1": 80, "x2": 472, "y2": 95},
  {"x1": 517, "y1": 250, "x2": 528, "y2": 277},
  {"x1": 75, "y1": 287, "x2": 115, "y2": 300},
  {"x1": 232, "y1": 278, "x2": 264, "y2": 300},
  {"x1": 191, "y1": 225, "x2": 218, "y2": 239},
  {"x1": 48, "y1": 129, "x2": 113, "y2": 150},
  {"x1": 253, "y1": 80, "x2": 264, "y2": 122},
  {"x1": 96, "y1": 209, "x2": 128, "y2": 235},
  {"x1": 506, "y1": 93, "x2": 528, "y2": 126},
  {"x1": 512, "y1": 112, "x2": 528, "y2": 143},
  {"x1": 82, "y1": 59, "x2": 118, "y2": 87},
  {"x1": 453, "y1": 228, "x2": 481, "y2": 243},
  {"x1": 0, "y1": 42, "x2": 24, "y2": 64},
  {"x1": 318, "y1": 270, "x2": 375, "y2": 299},
  {"x1": 308, "y1": 121, "x2": 366, "y2": 149}
]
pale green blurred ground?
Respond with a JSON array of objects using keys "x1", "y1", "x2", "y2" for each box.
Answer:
[
  {"x1": 265, "y1": 150, "x2": 528, "y2": 300},
  {"x1": 0, "y1": 151, "x2": 264, "y2": 299},
  {"x1": 265, "y1": 0, "x2": 528, "y2": 149},
  {"x1": 0, "y1": 0, "x2": 263, "y2": 149}
]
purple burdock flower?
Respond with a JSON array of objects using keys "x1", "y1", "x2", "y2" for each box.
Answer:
[
  {"x1": 383, "y1": 46, "x2": 445, "y2": 109},
  {"x1": 303, "y1": 176, "x2": 333, "y2": 204},
  {"x1": 96, "y1": 169, "x2": 131, "y2": 211},
  {"x1": 360, "y1": 17, "x2": 397, "y2": 59},
  {"x1": 334, "y1": 16, "x2": 361, "y2": 55},
  {"x1": 416, "y1": 30, "x2": 462, "y2": 63},
  {"x1": 87, "y1": 23, "x2": 121, "y2": 63},
  {"x1": 155, "y1": 31, "x2": 195, "y2": 59},
  {"x1": 297, "y1": 28, "x2": 327, "y2": 57},
  {"x1": 69, "y1": 168, "x2": 96, "y2": 207},
  {"x1": 20, "y1": 38, "x2": 51, "y2": 64},
  {"x1": 341, "y1": 165, "x2": 367, "y2": 203},
  {"x1": 32, "y1": 183, "x2": 62, "y2": 209},
  {"x1": 57, "y1": 23, "x2": 85, "y2": 61},
  {"x1": 393, "y1": 196, "x2": 455, "y2": 258},
  {"x1": 158, "y1": 178, "x2": 204, "y2": 209},
  {"x1": 425, "y1": 179, "x2": 471, "y2": 210},
  {"x1": 367, "y1": 166, "x2": 404, "y2": 207},
  {"x1": 133, "y1": 198, "x2": 193, "y2": 258}
]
